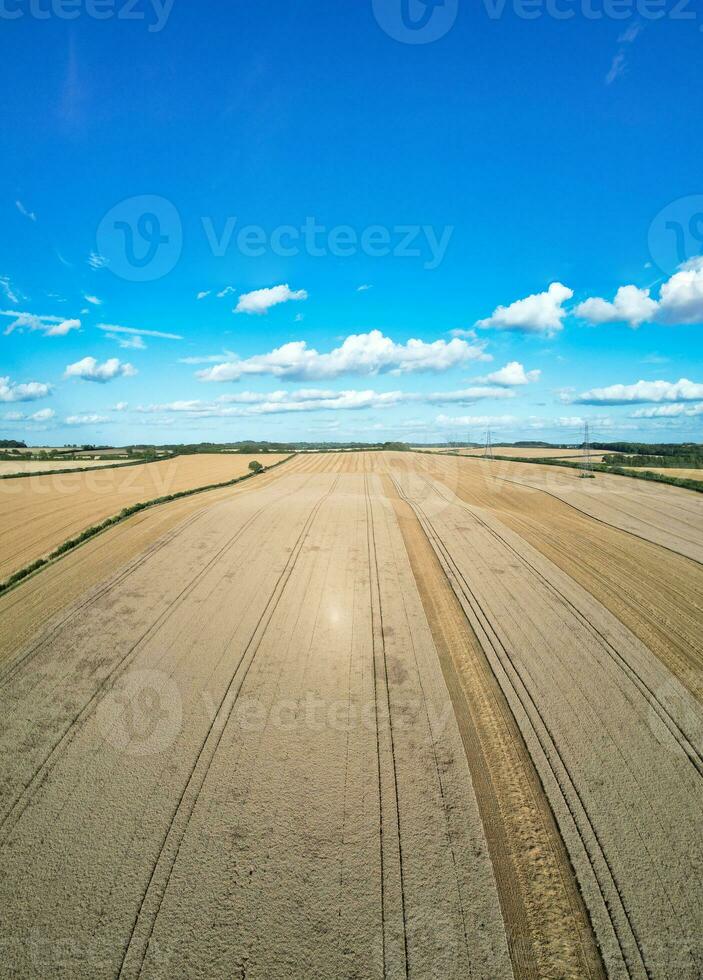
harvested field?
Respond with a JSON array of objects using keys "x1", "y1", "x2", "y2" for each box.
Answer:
[
  {"x1": 1, "y1": 451, "x2": 701, "y2": 979},
  {"x1": 0, "y1": 453, "x2": 289, "y2": 581},
  {"x1": 452, "y1": 447, "x2": 607, "y2": 461},
  {"x1": 0, "y1": 459, "x2": 134, "y2": 476}
]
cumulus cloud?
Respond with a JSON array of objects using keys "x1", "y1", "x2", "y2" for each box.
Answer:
[
  {"x1": 477, "y1": 361, "x2": 540, "y2": 387},
  {"x1": 2, "y1": 408, "x2": 55, "y2": 423},
  {"x1": 571, "y1": 378, "x2": 703, "y2": 405},
  {"x1": 64, "y1": 357, "x2": 137, "y2": 384},
  {"x1": 235, "y1": 284, "x2": 308, "y2": 315},
  {"x1": 1, "y1": 310, "x2": 81, "y2": 337},
  {"x1": 0, "y1": 376, "x2": 52, "y2": 402},
  {"x1": 196, "y1": 330, "x2": 490, "y2": 384},
  {"x1": 113, "y1": 401, "x2": 129, "y2": 411},
  {"x1": 576, "y1": 258, "x2": 703, "y2": 328},
  {"x1": 477, "y1": 282, "x2": 573, "y2": 335},
  {"x1": 575, "y1": 285, "x2": 658, "y2": 328},
  {"x1": 435, "y1": 414, "x2": 519, "y2": 428}
]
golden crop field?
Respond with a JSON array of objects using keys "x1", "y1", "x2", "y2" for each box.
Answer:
[
  {"x1": 1, "y1": 451, "x2": 701, "y2": 978},
  {"x1": 0, "y1": 453, "x2": 289, "y2": 581},
  {"x1": 0, "y1": 458, "x2": 134, "y2": 476}
]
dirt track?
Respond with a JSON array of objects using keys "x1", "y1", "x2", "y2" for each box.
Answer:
[{"x1": 1, "y1": 452, "x2": 701, "y2": 978}]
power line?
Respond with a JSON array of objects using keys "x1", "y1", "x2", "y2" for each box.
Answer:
[{"x1": 484, "y1": 428, "x2": 494, "y2": 460}]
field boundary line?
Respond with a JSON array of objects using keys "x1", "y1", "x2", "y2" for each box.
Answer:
[{"x1": 0, "y1": 455, "x2": 297, "y2": 600}]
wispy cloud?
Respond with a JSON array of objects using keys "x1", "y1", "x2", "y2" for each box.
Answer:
[
  {"x1": 88, "y1": 252, "x2": 109, "y2": 270},
  {"x1": 357, "y1": 284, "x2": 372, "y2": 292},
  {"x1": 606, "y1": 21, "x2": 642, "y2": 86},
  {"x1": 84, "y1": 294, "x2": 102, "y2": 306},
  {"x1": 217, "y1": 285, "x2": 237, "y2": 298},
  {"x1": 0, "y1": 276, "x2": 20, "y2": 304},
  {"x1": 0, "y1": 310, "x2": 80, "y2": 337},
  {"x1": 97, "y1": 323, "x2": 183, "y2": 340},
  {"x1": 15, "y1": 200, "x2": 37, "y2": 222}
]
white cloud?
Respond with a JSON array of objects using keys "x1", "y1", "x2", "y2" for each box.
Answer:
[
  {"x1": 0, "y1": 276, "x2": 20, "y2": 304},
  {"x1": 605, "y1": 51, "x2": 627, "y2": 85},
  {"x1": 64, "y1": 357, "x2": 137, "y2": 384},
  {"x1": 576, "y1": 258, "x2": 703, "y2": 328},
  {"x1": 630, "y1": 403, "x2": 703, "y2": 419},
  {"x1": 15, "y1": 200, "x2": 37, "y2": 222},
  {"x1": 84, "y1": 294, "x2": 102, "y2": 306},
  {"x1": 46, "y1": 318, "x2": 81, "y2": 337},
  {"x1": 575, "y1": 285, "x2": 658, "y2": 328},
  {"x1": 65, "y1": 414, "x2": 112, "y2": 426},
  {"x1": 88, "y1": 252, "x2": 109, "y2": 270},
  {"x1": 435, "y1": 413, "x2": 519, "y2": 428},
  {"x1": 196, "y1": 330, "x2": 490, "y2": 384},
  {"x1": 2, "y1": 408, "x2": 55, "y2": 423},
  {"x1": 113, "y1": 401, "x2": 129, "y2": 411},
  {"x1": 477, "y1": 361, "x2": 540, "y2": 387},
  {"x1": 137, "y1": 383, "x2": 513, "y2": 419},
  {"x1": 217, "y1": 286, "x2": 236, "y2": 298},
  {"x1": 572, "y1": 378, "x2": 703, "y2": 405},
  {"x1": 657, "y1": 257, "x2": 703, "y2": 324},
  {"x1": 1, "y1": 310, "x2": 81, "y2": 337},
  {"x1": 196, "y1": 290, "x2": 211, "y2": 300},
  {"x1": 0, "y1": 376, "x2": 52, "y2": 402},
  {"x1": 235, "y1": 284, "x2": 308, "y2": 315},
  {"x1": 294, "y1": 313, "x2": 305, "y2": 322},
  {"x1": 357, "y1": 284, "x2": 372, "y2": 292},
  {"x1": 97, "y1": 323, "x2": 183, "y2": 340},
  {"x1": 106, "y1": 332, "x2": 146, "y2": 350},
  {"x1": 449, "y1": 328, "x2": 478, "y2": 340},
  {"x1": 477, "y1": 282, "x2": 573, "y2": 335}
]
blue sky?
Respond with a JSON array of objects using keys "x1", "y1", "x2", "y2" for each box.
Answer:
[{"x1": 1, "y1": 0, "x2": 702, "y2": 445}]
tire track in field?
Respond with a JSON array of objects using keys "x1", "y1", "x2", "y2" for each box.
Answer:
[
  {"x1": 383, "y1": 474, "x2": 606, "y2": 980},
  {"x1": 396, "y1": 476, "x2": 650, "y2": 978},
  {"x1": 428, "y1": 478, "x2": 703, "y2": 778},
  {"x1": 363, "y1": 473, "x2": 409, "y2": 979},
  {"x1": 116, "y1": 476, "x2": 340, "y2": 980},
  {"x1": 0, "y1": 490, "x2": 299, "y2": 844}
]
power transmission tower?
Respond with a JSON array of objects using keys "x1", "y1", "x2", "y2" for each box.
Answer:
[
  {"x1": 484, "y1": 428, "x2": 494, "y2": 460},
  {"x1": 581, "y1": 421, "x2": 595, "y2": 478}
]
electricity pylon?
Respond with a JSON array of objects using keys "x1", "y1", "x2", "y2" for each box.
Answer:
[{"x1": 484, "y1": 429, "x2": 494, "y2": 460}]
